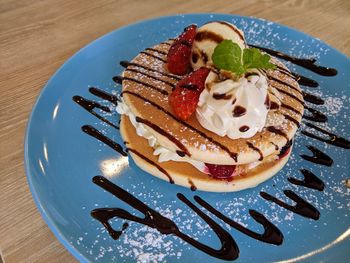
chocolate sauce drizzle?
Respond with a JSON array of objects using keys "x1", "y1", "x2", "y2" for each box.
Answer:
[
  {"x1": 266, "y1": 126, "x2": 289, "y2": 141},
  {"x1": 81, "y1": 125, "x2": 127, "y2": 156},
  {"x1": 125, "y1": 68, "x2": 175, "y2": 88},
  {"x1": 73, "y1": 96, "x2": 119, "y2": 129},
  {"x1": 281, "y1": 103, "x2": 302, "y2": 116},
  {"x1": 91, "y1": 176, "x2": 239, "y2": 261},
  {"x1": 250, "y1": 44, "x2": 338, "y2": 76},
  {"x1": 302, "y1": 91, "x2": 324, "y2": 105},
  {"x1": 113, "y1": 76, "x2": 169, "y2": 95},
  {"x1": 288, "y1": 169, "x2": 325, "y2": 191},
  {"x1": 246, "y1": 142, "x2": 263, "y2": 161},
  {"x1": 140, "y1": 51, "x2": 167, "y2": 63},
  {"x1": 194, "y1": 196, "x2": 283, "y2": 245},
  {"x1": 292, "y1": 72, "x2": 319, "y2": 87},
  {"x1": 303, "y1": 106, "x2": 327, "y2": 123},
  {"x1": 267, "y1": 75, "x2": 302, "y2": 95},
  {"x1": 89, "y1": 87, "x2": 120, "y2": 105},
  {"x1": 145, "y1": 47, "x2": 167, "y2": 55},
  {"x1": 301, "y1": 122, "x2": 350, "y2": 149},
  {"x1": 283, "y1": 114, "x2": 300, "y2": 127},
  {"x1": 300, "y1": 145, "x2": 333, "y2": 166},
  {"x1": 271, "y1": 85, "x2": 304, "y2": 105},
  {"x1": 260, "y1": 190, "x2": 320, "y2": 220},
  {"x1": 120, "y1": 61, "x2": 180, "y2": 80},
  {"x1": 188, "y1": 179, "x2": 197, "y2": 191},
  {"x1": 127, "y1": 148, "x2": 174, "y2": 184},
  {"x1": 213, "y1": 93, "x2": 232, "y2": 100},
  {"x1": 135, "y1": 116, "x2": 191, "y2": 157}
]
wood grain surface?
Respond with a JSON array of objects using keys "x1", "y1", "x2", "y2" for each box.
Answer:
[{"x1": 0, "y1": 0, "x2": 349, "y2": 262}]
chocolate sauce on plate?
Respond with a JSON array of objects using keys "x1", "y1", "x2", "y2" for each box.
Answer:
[
  {"x1": 91, "y1": 176, "x2": 239, "y2": 260},
  {"x1": 288, "y1": 169, "x2": 325, "y2": 191},
  {"x1": 301, "y1": 122, "x2": 350, "y2": 149},
  {"x1": 300, "y1": 145, "x2": 333, "y2": 166},
  {"x1": 260, "y1": 190, "x2": 320, "y2": 220},
  {"x1": 82, "y1": 125, "x2": 127, "y2": 156},
  {"x1": 250, "y1": 44, "x2": 338, "y2": 76}
]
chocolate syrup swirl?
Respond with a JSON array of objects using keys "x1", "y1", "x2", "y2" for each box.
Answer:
[
  {"x1": 250, "y1": 45, "x2": 338, "y2": 76},
  {"x1": 120, "y1": 61, "x2": 180, "y2": 80},
  {"x1": 81, "y1": 125, "x2": 127, "y2": 156},
  {"x1": 194, "y1": 196, "x2": 283, "y2": 245},
  {"x1": 91, "y1": 176, "x2": 239, "y2": 261},
  {"x1": 113, "y1": 76, "x2": 169, "y2": 95},
  {"x1": 122, "y1": 90, "x2": 238, "y2": 161},
  {"x1": 303, "y1": 106, "x2": 327, "y2": 123},
  {"x1": 302, "y1": 91, "x2": 324, "y2": 105},
  {"x1": 246, "y1": 142, "x2": 263, "y2": 161},
  {"x1": 127, "y1": 148, "x2": 174, "y2": 184},
  {"x1": 288, "y1": 169, "x2": 325, "y2": 191},
  {"x1": 292, "y1": 72, "x2": 319, "y2": 87},
  {"x1": 73, "y1": 96, "x2": 118, "y2": 129},
  {"x1": 260, "y1": 190, "x2": 320, "y2": 220},
  {"x1": 135, "y1": 116, "x2": 191, "y2": 157},
  {"x1": 300, "y1": 145, "x2": 333, "y2": 166},
  {"x1": 301, "y1": 122, "x2": 350, "y2": 149}
]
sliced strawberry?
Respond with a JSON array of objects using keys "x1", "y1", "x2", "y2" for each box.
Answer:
[
  {"x1": 205, "y1": 163, "x2": 236, "y2": 179},
  {"x1": 169, "y1": 67, "x2": 210, "y2": 120},
  {"x1": 167, "y1": 25, "x2": 197, "y2": 75}
]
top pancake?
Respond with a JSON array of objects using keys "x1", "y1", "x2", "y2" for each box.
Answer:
[{"x1": 121, "y1": 40, "x2": 304, "y2": 165}]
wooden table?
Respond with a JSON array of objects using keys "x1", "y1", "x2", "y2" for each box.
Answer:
[{"x1": 1, "y1": 0, "x2": 349, "y2": 262}]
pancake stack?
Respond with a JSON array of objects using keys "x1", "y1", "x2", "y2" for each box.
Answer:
[{"x1": 118, "y1": 23, "x2": 304, "y2": 192}]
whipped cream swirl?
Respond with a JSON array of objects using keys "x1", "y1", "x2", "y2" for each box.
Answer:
[{"x1": 196, "y1": 70, "x2": 269, "y2": 139}]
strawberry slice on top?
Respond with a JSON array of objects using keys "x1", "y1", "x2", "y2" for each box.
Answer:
[
  {"x1": 167, "y1": 24, "x2": 197, "y2": 75},
  {"x1": 169, "y1": 67, "x2": 210, "y2": 121}
]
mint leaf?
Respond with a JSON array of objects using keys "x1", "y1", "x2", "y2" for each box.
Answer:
[
  {"x1": 243, "y1": 48, "x2": 276, "y2": 71},
  {"x1": 212, "y1": 40, "x2": 245, "y2": 75},
  {"x1": 212, "y1": 41, "x2": 276, "y2": 76}
]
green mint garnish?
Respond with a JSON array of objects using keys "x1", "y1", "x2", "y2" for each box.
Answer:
[{"x1": 212, "y1": 40, "x2": 276, "y2": 76}]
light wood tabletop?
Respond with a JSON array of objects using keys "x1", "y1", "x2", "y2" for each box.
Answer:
[{"x1": 1, "y1": 0, "x2": 349, "y2": 262}]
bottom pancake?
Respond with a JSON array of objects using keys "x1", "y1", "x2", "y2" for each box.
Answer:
[{"x1": 120, "y1": 115, "x2": 291, "y2": 192}]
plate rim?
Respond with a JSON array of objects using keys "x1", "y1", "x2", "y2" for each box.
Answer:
[{"x1": 23, "y1": 13, "x2": 350, "y2": 262}]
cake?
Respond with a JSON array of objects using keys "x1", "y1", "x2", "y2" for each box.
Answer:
[{"x1": 117, "y1": 21, "x2": 304, "y2": 192}]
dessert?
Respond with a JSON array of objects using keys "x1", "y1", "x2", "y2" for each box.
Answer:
[{"x1": 117, "y1": 21, "x2": 304, "y2": 192}]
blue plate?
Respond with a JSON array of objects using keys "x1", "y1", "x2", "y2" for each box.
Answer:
[{"x1": 25, "y1": 14, "x2": 350, "y2": 262}]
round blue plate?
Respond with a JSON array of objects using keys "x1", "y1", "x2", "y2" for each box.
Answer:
[{"x1": 25, "y1": 14, "x2": 350, "y2": 262}]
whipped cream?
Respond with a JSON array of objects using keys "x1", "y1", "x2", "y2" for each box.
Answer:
[
  {"x1": 116, "y1": 99, "x2": 207, "y2": 172},
  {"x1": 196, "y1": 70, "x2": 269, "y2": 139}
]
